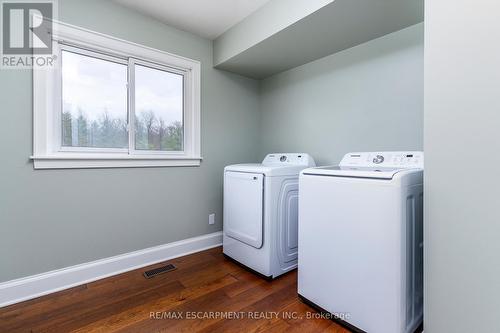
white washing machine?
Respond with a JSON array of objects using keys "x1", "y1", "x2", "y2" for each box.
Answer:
[
  {"x1": 298, "y1": 151, "x2": 423, "y2": 333},
  {"x1": 223, "y1": 153, "x2": 315, "y2": 279}
]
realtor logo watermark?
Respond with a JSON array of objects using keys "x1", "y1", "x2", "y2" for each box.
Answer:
[{"x1": 1, "y1": 0, "x2": 57, "y2": 68}]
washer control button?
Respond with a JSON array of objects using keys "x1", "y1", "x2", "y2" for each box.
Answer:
[
  {"x1": 280, "y1": 155, "x2": 287, "y2": 162},
  {"x1": 373, "y1": 155, "x2": 385, "y2": 164}
]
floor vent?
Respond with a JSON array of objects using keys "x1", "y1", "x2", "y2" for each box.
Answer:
[{"x1": 143, "y1": 263, "x2": 176, "y2": 279}]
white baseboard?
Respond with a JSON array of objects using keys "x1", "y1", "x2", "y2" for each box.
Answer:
[{"x1": 0, "y1": 231, "x2": 222, "y2": 308}]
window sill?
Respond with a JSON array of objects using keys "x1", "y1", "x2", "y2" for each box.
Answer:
[{"x1": 30, "y1": 155, "x2": 203, "y2": 169}]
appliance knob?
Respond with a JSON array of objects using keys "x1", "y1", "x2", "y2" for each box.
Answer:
[
  {"x1": 280, "y1": 155, "x2": 287, "y2": 162},
  {"x1": 373, "y1": 155, "x2": 385, "y2": 164}
]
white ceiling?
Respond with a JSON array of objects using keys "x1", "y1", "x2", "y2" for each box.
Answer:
[{"x1": 114, "y1": 0, "x2": 271, "y2": 39}]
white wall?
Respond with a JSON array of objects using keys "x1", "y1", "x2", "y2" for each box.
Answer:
[
  {"x1": 424, "y1": 1, "x2": 500, "y2": 331},
  {"x1": 213, "y1": 0, "x2": 333, "y2": 65}
]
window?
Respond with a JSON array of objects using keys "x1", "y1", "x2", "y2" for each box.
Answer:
[
  {"x1": 133, "y1": 63, "x2": 184, "y2": 152},
  {"x1": 61, "y1": 49, "x2": 128, "y2": 150},
  {"x1": 32, "y1": 20, "x2": 201, "y2": 169}
]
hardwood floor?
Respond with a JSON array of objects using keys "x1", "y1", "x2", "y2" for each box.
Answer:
[{"x1": 0, "y1": 247, "x2": 350, "y2": 333}]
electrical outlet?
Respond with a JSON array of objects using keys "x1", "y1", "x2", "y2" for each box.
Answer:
[{"x1": 208, "y1": 213, "x2": 215, "y2": 225}]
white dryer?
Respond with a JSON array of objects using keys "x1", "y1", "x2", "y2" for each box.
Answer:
[
  {"x1": 223, "y1": 153, "x2": 315, "y2": 279},
  {"x1": 298, "y1": 152, "x2": 423, "y2": 333}
]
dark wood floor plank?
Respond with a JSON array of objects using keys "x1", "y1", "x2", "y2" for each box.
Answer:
[
  {"x1": 71, "y1": 274, "x2": 239, "y2": 333},
  {"x1": 32, "y1": 280, "x2": 185, "y2": 333},
  {"x1": 0, "y1": 247, "x2": 348, "y2": 333},
  {"x1": 253, "y1": 319, "x2": 292, "y2": 333},
  {"x1": 0, "y1": 284, "x2": 89, "y2": 323},
  {"x1": 223, "y1": 269, "x2": 269, "y2": 298},
  {"x1": 176, "y1": 259, "x2": 241, "y2": 288},
  {"x1": 280, "y1": 299, "x2": 350, "y2": 333},
  {"x1": 120, "y1": 270, "x2": 297, "y2": 333},
  {"x1": 0, "y1": 251, "x2": 218, "y2": 333},
  {"x1": 0, "y1": 247, "x2": 218, "y2": 323},
  {"x1": 197, "y1": 277, "x2": 297, "y2": 333}
]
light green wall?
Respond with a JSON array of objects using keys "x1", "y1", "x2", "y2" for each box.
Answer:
[
  {"x1": 259, "y1": 23, "x2": 423, "y2": 164},
  {"x1": 0, "y1": 2, "x2": 424, "y2": 284},
  {"x1": 0, "y1": 0, "x2": 261, "y2": 282}
]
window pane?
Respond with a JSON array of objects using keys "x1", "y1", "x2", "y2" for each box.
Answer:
[
  {"x1": 61, "y1": 50, "x2": 128, "y2": 149},
  {"x1": 134, "y1": 64, "x2": 183, "y2": 151}
]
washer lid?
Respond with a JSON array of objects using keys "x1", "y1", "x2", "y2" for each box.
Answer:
[{"x1": 302, "y1": 166, "x2": 407, "y2": 179}]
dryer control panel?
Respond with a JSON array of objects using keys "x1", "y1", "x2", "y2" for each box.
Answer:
[
  {"x1": 263, "y1": 153, "x2": 316, "y2": 167},
  {"x1": 339, "y1": 151, "x2": 424, "y2": 169}
]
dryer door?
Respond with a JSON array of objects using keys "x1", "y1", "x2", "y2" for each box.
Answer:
[{"x1": 224, "y1": 171, "x2": 264, "y2": 248}]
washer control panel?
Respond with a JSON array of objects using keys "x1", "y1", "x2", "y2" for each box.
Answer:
[
  {"x1": 339, "y1": 151, "x2": 424, "y2": 169},
  {"x1": 263, "y1": 153, "x2": 316, "y2": 167}
]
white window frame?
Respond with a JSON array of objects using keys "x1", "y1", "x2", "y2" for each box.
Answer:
[{"x1": 32, "y1": 19, "x2": 201, "y2": 169}]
